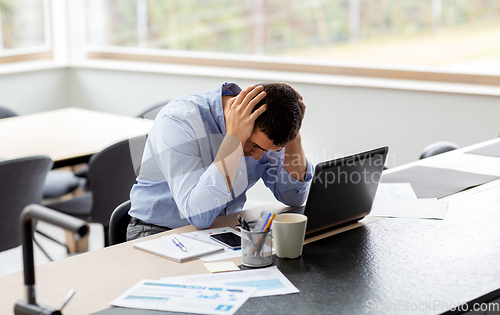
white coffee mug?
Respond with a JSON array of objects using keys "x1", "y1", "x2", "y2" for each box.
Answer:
[{"x1": 272, "y1": 213, "x2": 308, "y2": 259}]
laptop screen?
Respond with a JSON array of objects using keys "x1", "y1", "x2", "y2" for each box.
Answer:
[{"x1": 302, "y1": 146, "x2": 388, "y2": 236}]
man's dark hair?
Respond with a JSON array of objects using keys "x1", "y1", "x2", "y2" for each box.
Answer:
[{"x1": 253, "y1": 83, "x2": 303, "y2": 147}]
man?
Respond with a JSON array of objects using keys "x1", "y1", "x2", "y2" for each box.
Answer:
[{"x1": 127, "y1": 82, "x2": 313, "y2": 240}]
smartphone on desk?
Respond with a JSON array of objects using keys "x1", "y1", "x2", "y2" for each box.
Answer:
[{"x1": 210, "y1": 232, "x2": 241, "y2": 250}]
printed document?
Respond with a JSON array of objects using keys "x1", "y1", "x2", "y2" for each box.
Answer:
[
  {"x1": 161, "y1": 265, "x2": 299, "y2": 297},
  {"x1": 110, "y1": 279, "x2": 256, "y2": 315}
]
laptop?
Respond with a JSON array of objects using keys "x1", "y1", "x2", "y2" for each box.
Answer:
[{"x1": 285, "y1": 146, "x2": 388, "y2": 236}]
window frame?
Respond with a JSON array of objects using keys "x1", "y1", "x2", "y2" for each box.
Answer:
[
  {"x1": 1, "y1": 0, "x2": 499, "y2": 89},
  {"x1": 0, "y1": 48, "x2": 53, "y2": 64},
  {"x1": 81, "y1": 0, "x2": 500, "y2": 88},
  {"x1": 0, "y1": 0, "x2": 53, "y2": 64}
]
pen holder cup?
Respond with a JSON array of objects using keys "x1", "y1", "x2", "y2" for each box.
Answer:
[{"x1": 240, "y1": 228, "x2": 273, "y2": 268}]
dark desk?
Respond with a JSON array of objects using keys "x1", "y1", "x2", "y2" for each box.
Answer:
[
  {"x1": 92, "y1": 180, "x2": 500, "y2": 315},
  {"x1": 3, "y1": 138, "x2": 500, "y2": 315}
]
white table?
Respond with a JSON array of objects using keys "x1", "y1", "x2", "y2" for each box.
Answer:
[{"x1": 0, "y1": 107, "x2": 154, "y2": 168}]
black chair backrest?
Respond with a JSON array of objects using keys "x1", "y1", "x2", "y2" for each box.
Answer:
[
  {"x1": 419, "y1": 141, "x2": 459, "y2": 160},
  {"x1": 108, "y1": 200, "x2": 131, "y2": 246},
  {"x1": 87, "y1": 136, "x2": 146, "y2": 227},
  {"x1": 136, "y1": 100, "x2": 170, "y2": 120},
  {"x1": 0, "y1": 156, "x2": 53, "y2": 252},
  {"x1": 0, "y1": 103, "x2": 19, "y2": 119}
]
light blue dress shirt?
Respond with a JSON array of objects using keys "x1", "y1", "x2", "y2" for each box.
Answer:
[{"x1": 129, "y1": 83, "x2": 313, "y2": 229}]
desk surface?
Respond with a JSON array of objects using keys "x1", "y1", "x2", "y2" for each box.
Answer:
[
  {"x1": 92, "y1": 186, "x2": 500, "y2": 315},
  {"x1": 0, "y1": 107, "x2": 153, "y2": 167},
  {"x1": 1, "y1": 138, "x2": 500, "y2": 314}
]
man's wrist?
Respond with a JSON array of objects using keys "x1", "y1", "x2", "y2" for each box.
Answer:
[
  {"x1": 226, "y1": 131, "x2": 248, "y2": 146},
  {"x1": 285, "y1": 132, "x2": 302, "y2": 150}
]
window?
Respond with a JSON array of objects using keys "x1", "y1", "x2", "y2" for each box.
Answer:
[
  {"x1": 85, "y1": 0, "x2": 500, "y2": 83},
  {"x1": 0, "y1": 0, "x2": 52, "y2": 63}
]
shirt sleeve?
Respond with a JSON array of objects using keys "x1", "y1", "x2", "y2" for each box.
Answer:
[
  {"x1": 150, "y1": 113, "x2": 231, "y2": 229},
  {"x1": 261, "y1": 150, "x2": 314, "y2": 207}
]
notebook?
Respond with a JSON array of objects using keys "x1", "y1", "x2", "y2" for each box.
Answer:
[
  {"x1": 133, "y1": 234, "x2": 224, "y2": 263},
  {"x1": 285, "y1": 146, "x2": 388, "y2": 236}
]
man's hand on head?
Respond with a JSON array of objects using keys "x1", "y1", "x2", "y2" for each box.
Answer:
[{"x1": 224, "y1": 85, "x2": 267, "y2": 145}]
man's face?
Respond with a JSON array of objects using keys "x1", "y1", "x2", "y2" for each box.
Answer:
[{"x1": 243, "y1": 128, "x2": 283, "y2": 160}]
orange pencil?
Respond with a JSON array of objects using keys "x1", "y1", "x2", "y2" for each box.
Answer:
[{"x1": 262, "y1": 213, "x2": 275, "y2": 231}]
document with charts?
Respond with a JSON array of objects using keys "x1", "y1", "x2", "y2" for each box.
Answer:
[
  {"x1": 161, "y1": 265, "x2": 299, "y2": 297},
  {"x1": 110, "y1": 279, "x2": 256, "y2": 315}
]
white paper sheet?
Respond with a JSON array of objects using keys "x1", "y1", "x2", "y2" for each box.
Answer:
[
  {"x1": 161, "y1": 265, "x2": 299, "y2": 298},
  {"x1": 110, "y1": 279, "x2": 256, "y2": 315},
  {"x1": 182, "y1": 227, "x2": 243, "y2": 262},
  {"x1": 374, "y1": 183, "x2": 417, "y2": 200},
  {"x1": 471, "y1": 182, "x2": 500, "y2": 201},
  {"x1": 369, "y1": 199, "x2": 448, "y2": 219},
  {"x1": 370, "y1": 183, "x2": 448, "y2": 219}
]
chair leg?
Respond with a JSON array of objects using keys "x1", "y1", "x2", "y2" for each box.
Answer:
[
  {"x1": 33, "y1": 236, "x2": 53, "y2": 262},
  {"x1": 36, "y1": 229, "x2": 70, "y2": 254}
]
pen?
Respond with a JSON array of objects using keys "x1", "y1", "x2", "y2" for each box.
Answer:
[
  {"x1": 262, "y1": 213, "x2": 275, "y2": 232},
  {"x1": 172, "y1": 236, "x2": 187, "y2": 252},
  {"x1": 238, "y1": 215, "x2": 250, "y2": 231}
]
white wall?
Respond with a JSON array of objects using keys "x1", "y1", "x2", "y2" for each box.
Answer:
[
  {"x1": 68, "y1": 67, "x2": 500, "y2": 166},
  {"x1": 0, "y1": 68, "x2": 69, "y2": 115},
  {"x1": 2, "y1": 65, "x2": 499, "y2": 205}
]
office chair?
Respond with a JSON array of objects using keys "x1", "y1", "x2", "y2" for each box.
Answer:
[
  {"x1": 73, "y1": 100, "x2": 168, "y2": 182},
  {"x1": 136, "y1": 100, "x2": 170, "y2": 120},
  {"x1": 0, "y1": 156, "x2": 53, "y2": 253},
  {"x1": 0, "y1": 102, "x2": 18, "y2": 119},
  {"x1": 419, "y1": 141, "x2": 460, "y2": 159},
  {"x1": 0, "y1": 104, "x2": 81, "y2": 199},
  {"x1": 109, "y1": 200, "x2": 132, "y2": 246},
  {"x1": 46, "y1": 136, "x2": 146, "y2": 247}
]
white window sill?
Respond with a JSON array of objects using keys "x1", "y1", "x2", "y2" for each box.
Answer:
[
  {"x1": 0, "y1": 60, "x2": 67, "y2": 75},
  {"x1": 71, "y1": 59, "x2": 500, "y2": 97},
  {"x1": 2, "y1": 58, "x2": 500, "y2": 97}
]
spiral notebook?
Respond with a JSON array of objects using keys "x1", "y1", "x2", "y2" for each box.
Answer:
[{"x1": 133, "y1": 234, "x2": 224, "y2": 263}]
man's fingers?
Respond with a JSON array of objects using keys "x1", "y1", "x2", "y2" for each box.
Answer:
[
  {"x1": 233, "y1": 85, "x2": 256, "y2": 107},
  {"x1": 241, "y1": 85, "x2": 264, "y2": 108},
  {"x1": 250, "y1": 104, "x2": 267, "y2": 120},
  {"x1": 298, "y1": 99, "x2": 306, "y2": 119},
  {"x1": 244, "y1": 90, "x2": 266, "y2": 115},
  {"x1": 299, "y1": 99, "x2": 306, "y2": 111},
  {"x1": 281, "y1": 82, "x2": 305, "y2": 119}
]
